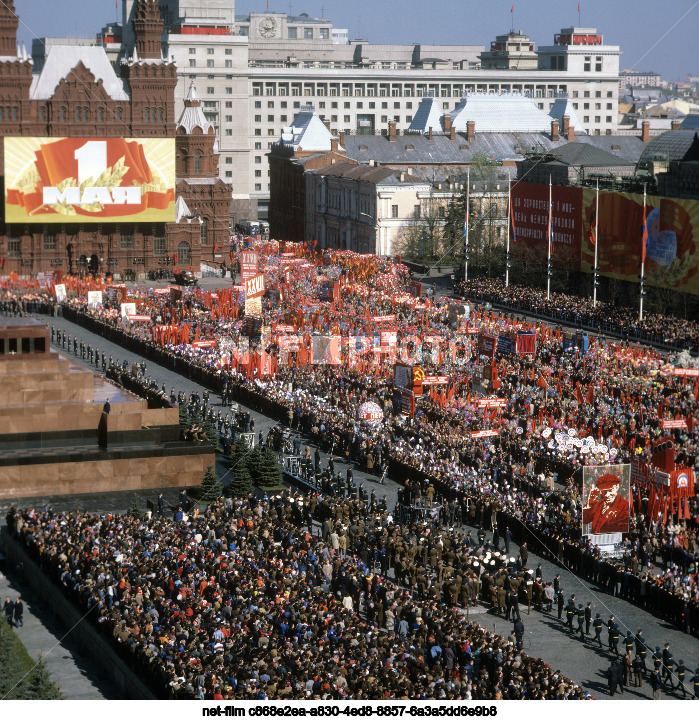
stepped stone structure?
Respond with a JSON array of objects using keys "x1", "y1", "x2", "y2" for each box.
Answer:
[{"x1": 0, "y1": 317, "x2": 213, "y2": 498}]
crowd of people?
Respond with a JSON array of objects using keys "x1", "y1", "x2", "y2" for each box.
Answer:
[
  {"x1": 455, "y1": 277, "x2": 699, "y2": 352},
  {"x1": 7, "y1": 494, "x2": 593, "y2": 700}
]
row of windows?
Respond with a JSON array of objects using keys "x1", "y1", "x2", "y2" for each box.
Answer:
[
  {"x1": 286, "y1": 27, "x2": 330, "y2": 40},
  {"x1": 33, "y1": 106, "x2": 127, "y2": 122},
  {"x1": 189, "y1": 48, "x2": 234, "y2": 55},
  {"x1": 251, "y1": 82, "x2": 573, "y2": 98},
  {"x1": 190, "y1": 59, "x2": 234, "y2": 68}
]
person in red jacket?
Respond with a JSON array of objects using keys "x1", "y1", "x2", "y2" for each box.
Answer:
[{"x1": 583, "y1": 473, "x2": 630, "y2": 534}]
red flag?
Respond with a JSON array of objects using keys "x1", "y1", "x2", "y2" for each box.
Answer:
[
  {"x1": 511, "y1": 3, "x2": 514, "y2": 11},
  {"x1": 585, "y1": 385, "x2": 594, "y2": 404},
  {"x1": 578, "y1": 1, "x2": 580, "y2": 12},
  {"x1": 589, "y1": 206, "x2": 596, "y2": 245}
]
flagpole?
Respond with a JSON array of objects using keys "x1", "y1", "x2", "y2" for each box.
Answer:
[
  {"x1": 505, "y1": 180, "x2": 511, "y2": 288},
  {"x1": 547, "y1": 176, "x2": 552, "y2": 300},
  {"x1": 593, "y1": 178, "x2": 599, "y2": 307},
  {"x1": 640, "y1": 184, "x2": 646, "y2": 322},
  {"x1": 464, "y1": 166, "x2": 470, "y2": 283}
]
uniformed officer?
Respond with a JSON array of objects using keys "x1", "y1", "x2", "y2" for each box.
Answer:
[
  {"x1": 661, "y1": 643, "x2": 674, "y2": 685},
  {"x1": 593, "y1": 613, "x2": 604, "y2": 647},
  {"x1": 652, "y1": 646, "x2": 662, "y2": 674},
  {"x1": 607, "y1": 615, "x2": 616, "y2": 650},
  {"x1": 566, "y1": 596, "x2": 576, "y2": 632},
  {"x1": 690, "y1": 666, "x2": 699, "y2": 699},
  {"x1": 624, "y1": 630, "x2": 634, "y2": 656},
  {"x1": 576, "y1": 604, "x2": 585, "y2": 639},
  {"x1": 635, "y1": 628, "x2": 647, "y2": 673},
  {"x1": 585, "y1": 602, "x2": 592, "y2": 635},
  {"x1": 610, "y1": 622, "x2": 620, "y2": 657},
  {"x1": 203, "y1": 389, "x2": 210, "y2": 406},
  {"x1": 675, "y1": 659, "x2": 686, "y2": 697},
  {"x1": 556, "y1": 588, "x2": 565, "y2": 620}
]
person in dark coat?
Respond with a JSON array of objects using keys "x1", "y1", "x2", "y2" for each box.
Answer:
[
  {"x1": 584, "y1": 602, "x2": 592, "y2": 635},
  {"x1": 4, "y1": 596, "x2": 15, "y2": 626},
  {"x1": 593, "y1": 613, "x2": 603, "y2": 646},
  {"x1": 13, "y1": 597, "x2": 23, "y2": 627}
]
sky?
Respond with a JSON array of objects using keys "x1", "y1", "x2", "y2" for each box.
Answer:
[{"x1": 12, "y1": 0, "x2": 699, "y2": 82}]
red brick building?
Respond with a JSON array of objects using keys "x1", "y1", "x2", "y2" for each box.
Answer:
[{"x1": 0, "y1": 0, "x2": 231, "y2": 279}]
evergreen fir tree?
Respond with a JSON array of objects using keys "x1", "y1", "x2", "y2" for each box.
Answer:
[
  {"x1": 229, "y1": 434, "x2": 253, "y2": 497},
  {"x1": 199, "y1": 464, "x2": 224, "y2": 504},
  {"x1": 202, "y1": 414, "x2": 220, "y2": 452},
  {"x1": 0, "y1": 628, "x2": 25, "y2": 698},
  {"x1": 247, "y1": 445, "x2": 263, "y2": 485},
  {"x1": 20, "y1": 654, "x2": 63, "y2": 700},
  {"x1": 178, "y1": 403, "x2": 189, "y2": 439},
  {"x1": 258, "y1": 448, "x2": 283, "y2": 488}
]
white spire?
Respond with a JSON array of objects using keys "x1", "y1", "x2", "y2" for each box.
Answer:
[{"x1": 186, "y1": 81, "x2": 198, "y2": 101}]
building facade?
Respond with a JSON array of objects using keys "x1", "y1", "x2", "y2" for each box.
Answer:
[
  {"x1": 2, "y1": 0, "x2": 230, "y2": 279},
  {"x1": 107, "y1": 2, "x2": 622, "y2": 223}
]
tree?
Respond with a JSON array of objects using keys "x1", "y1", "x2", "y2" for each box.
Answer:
[
  {"x1": 393, "y1": 186, "x2": 446, "y2": 262},
  {"x1": 229, "y1": 434, "x2": 253, "y2": 497},
  {"x1": 128, "y1": 495, "x2": 143, "y2": 520},
  {"x1": 178, "y1": 403, "x2": 189, "y2": 440},
  {"x1": 199, "y1": 464, "x2": 224, "y2": 504},
  {"x1": 20, "y1": 654, "x2": 63, "y2": 700},
  {"x1": 257, "y1": 448, "x2": 283, "y2": 489}
]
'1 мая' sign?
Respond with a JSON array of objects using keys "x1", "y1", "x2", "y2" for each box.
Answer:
[{"x1": 4, "y1": 137, "x2": 176, "y2": 223}]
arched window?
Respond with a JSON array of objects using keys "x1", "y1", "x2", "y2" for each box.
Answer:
[
  {"x1": 200, "y1": 218, "x2": 208, "y2": 246},
  {"x1": 98, "y1": 108, "x2": 103, "y2": 121},
  {"x1": 39, "y1": 107, "x2": 46, "y2": 121},
  {"x1": 158, "y1": 108, "x2": 163, "y2": 122},
  {"x1": 12, "y1": 107, "x2": 17, "y2": 121},
  {"x1": 60, "y1": 107, "x2": 66, "y2": 121},
  {"x1": 76, "y1": 108, "x2": 81, "y2": 121},
  {"x1": 177, "y1": 241, "x2": 191, "y2": 267},
  {"x1": 194, "y1": 152, "x2": 201, "y2": 174},
  {"x1": 144, "y1": 109, "x2": 150, "y2": 122},
  {"x1": 116, "y1": 107, "x2": 122, "y2": 121}
]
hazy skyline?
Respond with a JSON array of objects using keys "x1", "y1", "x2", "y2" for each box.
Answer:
[{"x1": 12, "y1": 0, "x2": 698, "y2": 82}]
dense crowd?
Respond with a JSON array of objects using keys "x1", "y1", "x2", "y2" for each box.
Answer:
[
  {"x1": 455, "y1": 277, "x2": 699, "y2": 352},
  {"x1": 7, "y1": 496, "x2": 591, "y2": 700}
]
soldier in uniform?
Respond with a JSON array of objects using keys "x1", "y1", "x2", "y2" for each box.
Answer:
[
  {"x1": 661, "y1": 643, "x2": 674, "y2": 685},
  {"x1": 690, "y1": 665, "x2": 699, "y2": 699},
  {"x1": 624, "y1": 630, "x2": 634, "y2": 657},
  {"x1": 585, "y1": 602, "x2": 592, "y2": 635},
  {"x1": 674, "y1": 659, "x2": 686, "y2": 697},
  {"x1": 652, "y1": 646, "x2": 662, "y2": 676},
  {"x1": 593, "y1": 613, "x2": 604, "y2": 647},
  {"x1": 576, "y1": 603, "x2": 585, "y2": 639},
  {"x1": 635, "y1": 628, "x2": 647, "y2": 673},
  {"x1": 556, "y1": 588, "x2": 565, "y2": 620},
  {"x1": 607, "y1": 615, "x2": 616, "y2": 650},
  {"x1": 566, "y1": 595, "x2": 576, "y2": 632},
  {"x1": 611, "y1": 622, "x2": 620, "y2": 657}
]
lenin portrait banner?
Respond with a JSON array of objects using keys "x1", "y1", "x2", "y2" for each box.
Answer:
[{"x1": 582, "y1": 464, "x2": 631, "y2": 539}]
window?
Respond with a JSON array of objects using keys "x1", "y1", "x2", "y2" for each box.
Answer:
[
  {"x1": 225, "y1": 129, "x2": 232, "y2": 136},
  {"x1": 606, "y1": 102, "x2": 613, "y2": 110},
  {"x1": 331, "y1": 102, "x2": 338, "y2": 109},
  {"x1": 281, "y1": 101, "x2": 287, "y2": 108},
  {"x1": 255, "y1": 129, "x2": 261, "y2": 135},
  {"x1": 116, "y1": 107, "x2": 122, "y2": 121},
  {"x1": 595, "y1": 103, "x2": 601, "y2": 110},
  {"x1": 225, "y1": 115, "x2": 232, "y2": 122},
  {"x1": 255, "y1": 115, "x2": 261, "y2": 122},
  {"x1": 255, "y1": 156, "x2": 262, "y2": 164},
  {"x1": 406, "y1": 102, "x2": 412, "y2": 109},
  {"x1": 391, "y1": 205, "x2": 398, "y2": 218},
  {"x1": 607, "y1": 91, "x2": 613, "y2": 97},
  {"x1": 595, "y1": 116, "x2": 601, "y2": 123},
  {"x1": 280, "y1": 115, "x2": 287, "y2": 122},
  {"x1": 344, "y1": 102, "x2": 350, "y2": 109},
  {"x1": 293, "y1": 102, "x2": 300, "y2": 108},
  {"x1": 331, "y1": 115, "x2": 337, "y2": 122},
  {"x1": 357, "y1": 102, "x2": 363, "y2": 109},
  {"x1": 382, "y1": 102, "x2": 388, "y2": 109},
  {"x1": 255, "y1": 101, "x2": 261, "y2": 108},
  {"x1": 288, "y1": 27, "x2": 297, "y2": 39},
  {"x1": 369, "y1": 102, "x2": 375, "y2": 109},
  {"x1": 153, "y1": 233, "x2": 166, "y2": 256},
  {"x1": 595, "y1": 91, "x2": 601, "y2": 98},
  {"x1": 320, "y1": 28, "x2": 329, "y2": 39},
  {"x1": 572, "y1": 103, "x2": 578, "y2": 109},
  {"x1": 7, "y1": 237, "x2": 20, "y2": 258},
  {"x1": 381, "y1": 115, "x2": 387, "y2": 123},
  {"x1": 194, "y1": 152, "x2": 201, "y2": 173},
  {"x1": 43, "y1": 231, "x2": 56, "y2": 250},
  {"x1": 394, "y1": 116, "x2": 400, "y2": 123},
  {"x1": 413, "y1": 205, "x2": 421, "y2": 218},
  {"x1": 595, "y1": 56, "x2": 602, "y2": 72},
  {"x1": 571, "y1": 90, "x2": 578, "y2": 98},
  {"x1": 267, "y1": 129, "x2": 275, "y2": 135},
  {"x1": 189, "y1": 48, "x2": 196, "y2": 54},
  {"x1": 584, "y1": 115, "x2": 590, "y2": 123},
  {"x1": 225, "y1": 48, "x2": 232, "y2": 55},
  {"x1": 584, "y1": 56, "x2": 591, "y2": 72},
  {"x1": 255, "y1": 170, "x2": 261, "y2": 177},
  {"x1": 120, "y1": 231, "x2": 133, "y2": 249},
  {"x1": 267, "y1": 115, "x2": 274, "y2": 122},
  {"x1": 606, "y1": 116, "x2": 612, "y2": 123},
  {"x1": 177, "y1": 241, "x2": 191, "y2": 266},
  {"x1": 406, "y1": 115, "x2": 412, "y2": 122},
  {"x1": 344, "y1": 115, "x2": 350, "y2": 122},
  {"x1": 254, "y1": 184, "x2": 262, "y2": 191},
  {"x1": 225, "y1": 87, "x2": 232, "y2": 95},
  {"x1": 207, "y1": 59, "x2": 214, "y2": 68},
  {"x1": 225, "y1": 101, "x2": 232, "y2": 108},
  {"x1": 584, "y1": 90, "x2": 590, "y2": 97},
  {"x1": 225, "y1": 157, "x2": 232, "y2": 164},
  {"x1": 584, "y1": 103, "x2": 589, "y2": 109},
  {"x1": 200, "y1": 218, "x2": 208, "y2": 246},
  {"x1": 225, "y1": 171, "x2": 232, "y2": 178},
  {"x1": 254, "y1": 143, "x2": 262, "y2": 149},
  {"x1": 98, "y1": 108, "x2": 103, "y2": 121},
  {"x1": 207, "y1": 48, "x2": 214, "y2": 55},
  {"x1": 207, "y1": 87, "x2": 214, "y2": 94},
  {"x1": 304, "y1": 28, "x2": 313, "y2": 39}
]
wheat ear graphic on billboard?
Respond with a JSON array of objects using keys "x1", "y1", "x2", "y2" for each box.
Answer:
[{"x1": 4, "y1": 137, "x2": 176, "y2": 223}]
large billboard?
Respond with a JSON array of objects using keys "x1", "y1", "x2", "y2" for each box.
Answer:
[
  {"x1": 511, "y1": 181, "x2": 699, "y2": 295},
  {"x1": 580, "y1": 188, "x2": 699, "y2": 295},
  {"x1": 4, "y1": 137, "x2": 176, "y2": 223},
  {"x1": 582, "y1": 464, "x2": 631, "y2": 539}
]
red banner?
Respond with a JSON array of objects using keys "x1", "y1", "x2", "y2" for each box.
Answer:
[
  {"x1": 421, "y1": 376, "x2": 449, "y2": 385},
  {"x1": 661, "y1": 419, "x2": 688, "y2": 429},
  {"x1": 126, "y1": 315, "x2": 151, "y2": 321},
  {"x1": 471, "y1": 429, "x2": 500, "y2": 438},
  {"x1": 673, "y1": 368, "x2": 699, "y2": 377},
  {"x1": 192, "y1": 340, "x2": 217, "y2": 348},
  {"x1": 240, "y1": 250, "x2": 259, "y2": 282},
  {"x1": 372, "y1": 314, "x2": 396, "y2": 323},
  {"x1": 476, "y1": 397, "x2": 507, "y2": 408},
  {"x1": 245, "y1": 272, "x2": 265, "y2": 299}
]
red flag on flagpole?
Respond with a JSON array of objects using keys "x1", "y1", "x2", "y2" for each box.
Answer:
[{"x1": 641, "y1": 200, "x2": 648, "y2": 264}]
